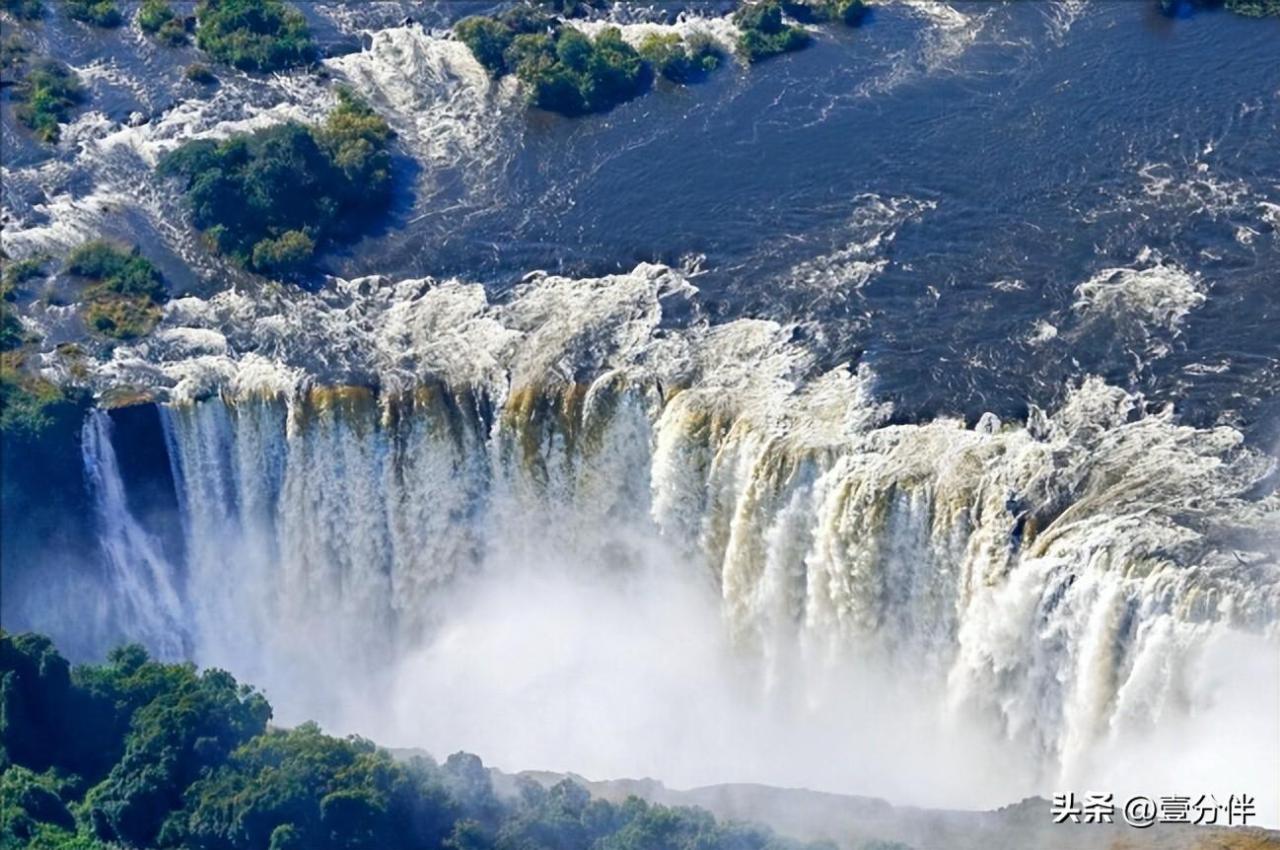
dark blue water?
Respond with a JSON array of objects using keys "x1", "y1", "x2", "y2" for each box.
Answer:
[
  {"x1": 343, "y1": 1, "x2": 1280, "y2": 438},
  {"x1": 3, "y1": 1, "x2": 1278, "y2": 439}
]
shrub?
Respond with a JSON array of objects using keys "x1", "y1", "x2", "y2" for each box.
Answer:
[
  {"x1": 1, "y1": 256, "x2": 46, "y2": 298},
  {"x1": 138, "y1": 0, "x2": 187, "y2": 45},
  {"x1": 782, "y1": 0, "x2": 868, "y2": 25},
  {"x1": 734, "y1": 0, "x2": 812, "y2": 63},
  {"x1": 455, "y1": 15, "x2": 514, "y2": 77},
  {"x1": 83, "y1": 293, "x2": 162, "y2": 339},
  {"x1": 66, "y1": 241, "x2": 165, "y2": 301},
  {"x1": 159, "y1": 92, "x2": 394, "y2": 273},
  {"x1": 515, "y1": 26, "x2": 647, "y2": 116},
  {"x1": 63, "y1": 0, "x2": 122, "y2": 27},
  {"x1": 137, "y1": 0, "x2": 172, "y2": 31},
  {"x1": 11, "y1": 58, "x2": 85, "y2": 143},
  {"x1": 65, "y1": 241, "x2": 166, "y2": 339},
  {"x1": 457, "y1": 10, "x2": 660, "y2": 115},
  {"x1": 251, "y1": 229, "x2": 314, "y2": 272},
  {"x1": 637, "y1": 32, "x2": 723, "y2": 84},
  {"x1": 0, "y1": 354, "x2": 79, "y2": 435},
  {"x1": 195, "y1": 0, "x2": 316, "y2": 72},
  {"x1": 534, "y1": 0, "x2": 605, "y2": 15},
  {"x1": 184, "y1": 62, "x2": 216, "y2": 83}
]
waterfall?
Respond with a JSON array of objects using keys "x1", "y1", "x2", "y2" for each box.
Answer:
[
  {"x1": 81, "y1": 409, "x2": 188, "y2": 660},
  {"x1": 70, "y1": 264, "x2": 1280, "y2": 810}
]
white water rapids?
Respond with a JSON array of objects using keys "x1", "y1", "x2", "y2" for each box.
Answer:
[
  {"x1": 2, "y1": 1, "x2": 1274, "y2": 821},
  {"x1": 68, "y1": 263, "x2": 1280, "y2": 816}
]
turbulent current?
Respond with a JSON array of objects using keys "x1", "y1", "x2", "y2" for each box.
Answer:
[
  {"x1": 60, "y1": 263, "x2": 1280, "y2": 814},
  {"x1": 3, "y1": 0, "x2": 1279, "y2": 824}
]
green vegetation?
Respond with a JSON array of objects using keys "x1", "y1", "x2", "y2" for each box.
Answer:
[
  {"x1": 138, "y1": 0, "x2": 188, "y2": 45},
  {"x1": 159, "y1": 90, "x2": 393, "y2": 273},
  {"x1": 1, "y1": 631, "x2": 827, "y2": 850},
  {"x1": 512, "y1": 27, "x2": 646, "y2": 116},
  {"x1": 1, "y1": 0, "x2": 43, "y2": 20},
  {"x1": 637, "y1": 32, "x2": 724, "y2": 84},
  {"x1": 458, "y1": 9, "x2": 704, "y2": 116},
  {"x1": 62, "y1": 0, "x2": 122, "y2": 27},
  {"x1": 10, "y1": 57, "x2": 85, "y2": 143},
  {"x1": 1, "y1": 256, "x2": 46, "y2": 300},
  {"x1": 65, "y1": 241, "x2": 167, "y2": 340},
  {"x1": 734, "y1": 1, "x2": 813, "y2": 63},
  {"x1": 781, "y1": 0, "x2": 868, "y2": 26},
  {"x1": 194, "y1": 0, "x2": 316, "y2": 72},
  {"x1": 82, "y1": 295, "x2": 162, "y2": 340},
  {"x1": 66, "y1": 241, "x2": 165, "y2": 302},
  {"x1": 184, "y1": 62, "x2": 216, "y2": 84},
  {"x1": 0, "y1": 354, "x2": 85, "y2": 436}
]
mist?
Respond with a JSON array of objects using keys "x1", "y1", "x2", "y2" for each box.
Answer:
[{"x1": 280, "y1": 530, "x2": 1278, "y2": 823}]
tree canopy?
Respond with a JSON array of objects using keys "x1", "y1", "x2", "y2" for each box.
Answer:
[
  {"x1": 456, "y1": 11, "x2": 652, "y2": 117},
  {"x1": 139, "y1": 0, "x2": 188, "y2": 46},
  {"x1": 733, "y1": 1, "x2": 813, "y2": 64},
  {"x1": 193, "y1": 0, "x2": 315, "y2": 72},
  {"x1": 1, "y1": 631, "x2": 832, "y2": 850},
  {"x1": 158, "y1": 91, "x2": 394, "y2": 274},
  {"x1": 62, "y1": 0, "x2": 122, "y2": 28},
  {"x1": 456, "y1": 9, "x2": 727, "y2": 116}
]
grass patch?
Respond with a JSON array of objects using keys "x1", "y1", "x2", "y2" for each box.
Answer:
[
  {"x1": 65, "y1": 241, "x2": 167, "y2": 339},
  {"x1": 1, "y1": 255, "x2": 48, "y2": 299},
  {"x1": 83, "y1": 293, "x2": 162, "y2": 339}
]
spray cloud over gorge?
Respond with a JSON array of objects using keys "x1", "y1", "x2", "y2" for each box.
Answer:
[
  {"x1": 3, "y1": 0, "x2": 1280, "y2": 835},
  {"x1": 62, "y1": 263, "x2": 1280, "y2": 818}
]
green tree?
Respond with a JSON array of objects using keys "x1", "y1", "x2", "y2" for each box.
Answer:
[
  {"x1": 1, "y1": 633, "x2": 835, "y2": 850},
  {"x1": 159, "y1": 95, "x2": 394, "y2": 274},
  {"x1": 455, "y1": 16, "x2": 515, "y2": 77},
  {"x1": 62, "y1": 0, "x2": 121, "y2": 27},
  {"x1": 734, "y1": 1, "x2": 812, "y2": 63},
  {"x1": 138, "y1": 0, "x2": 188, "y2": 45},
  {"x1": 194, "y1": 0, "x2": 315, "y2": 72},
  {"x1": 637, "y1": 32, "x2": 723, "y2": 84}
]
